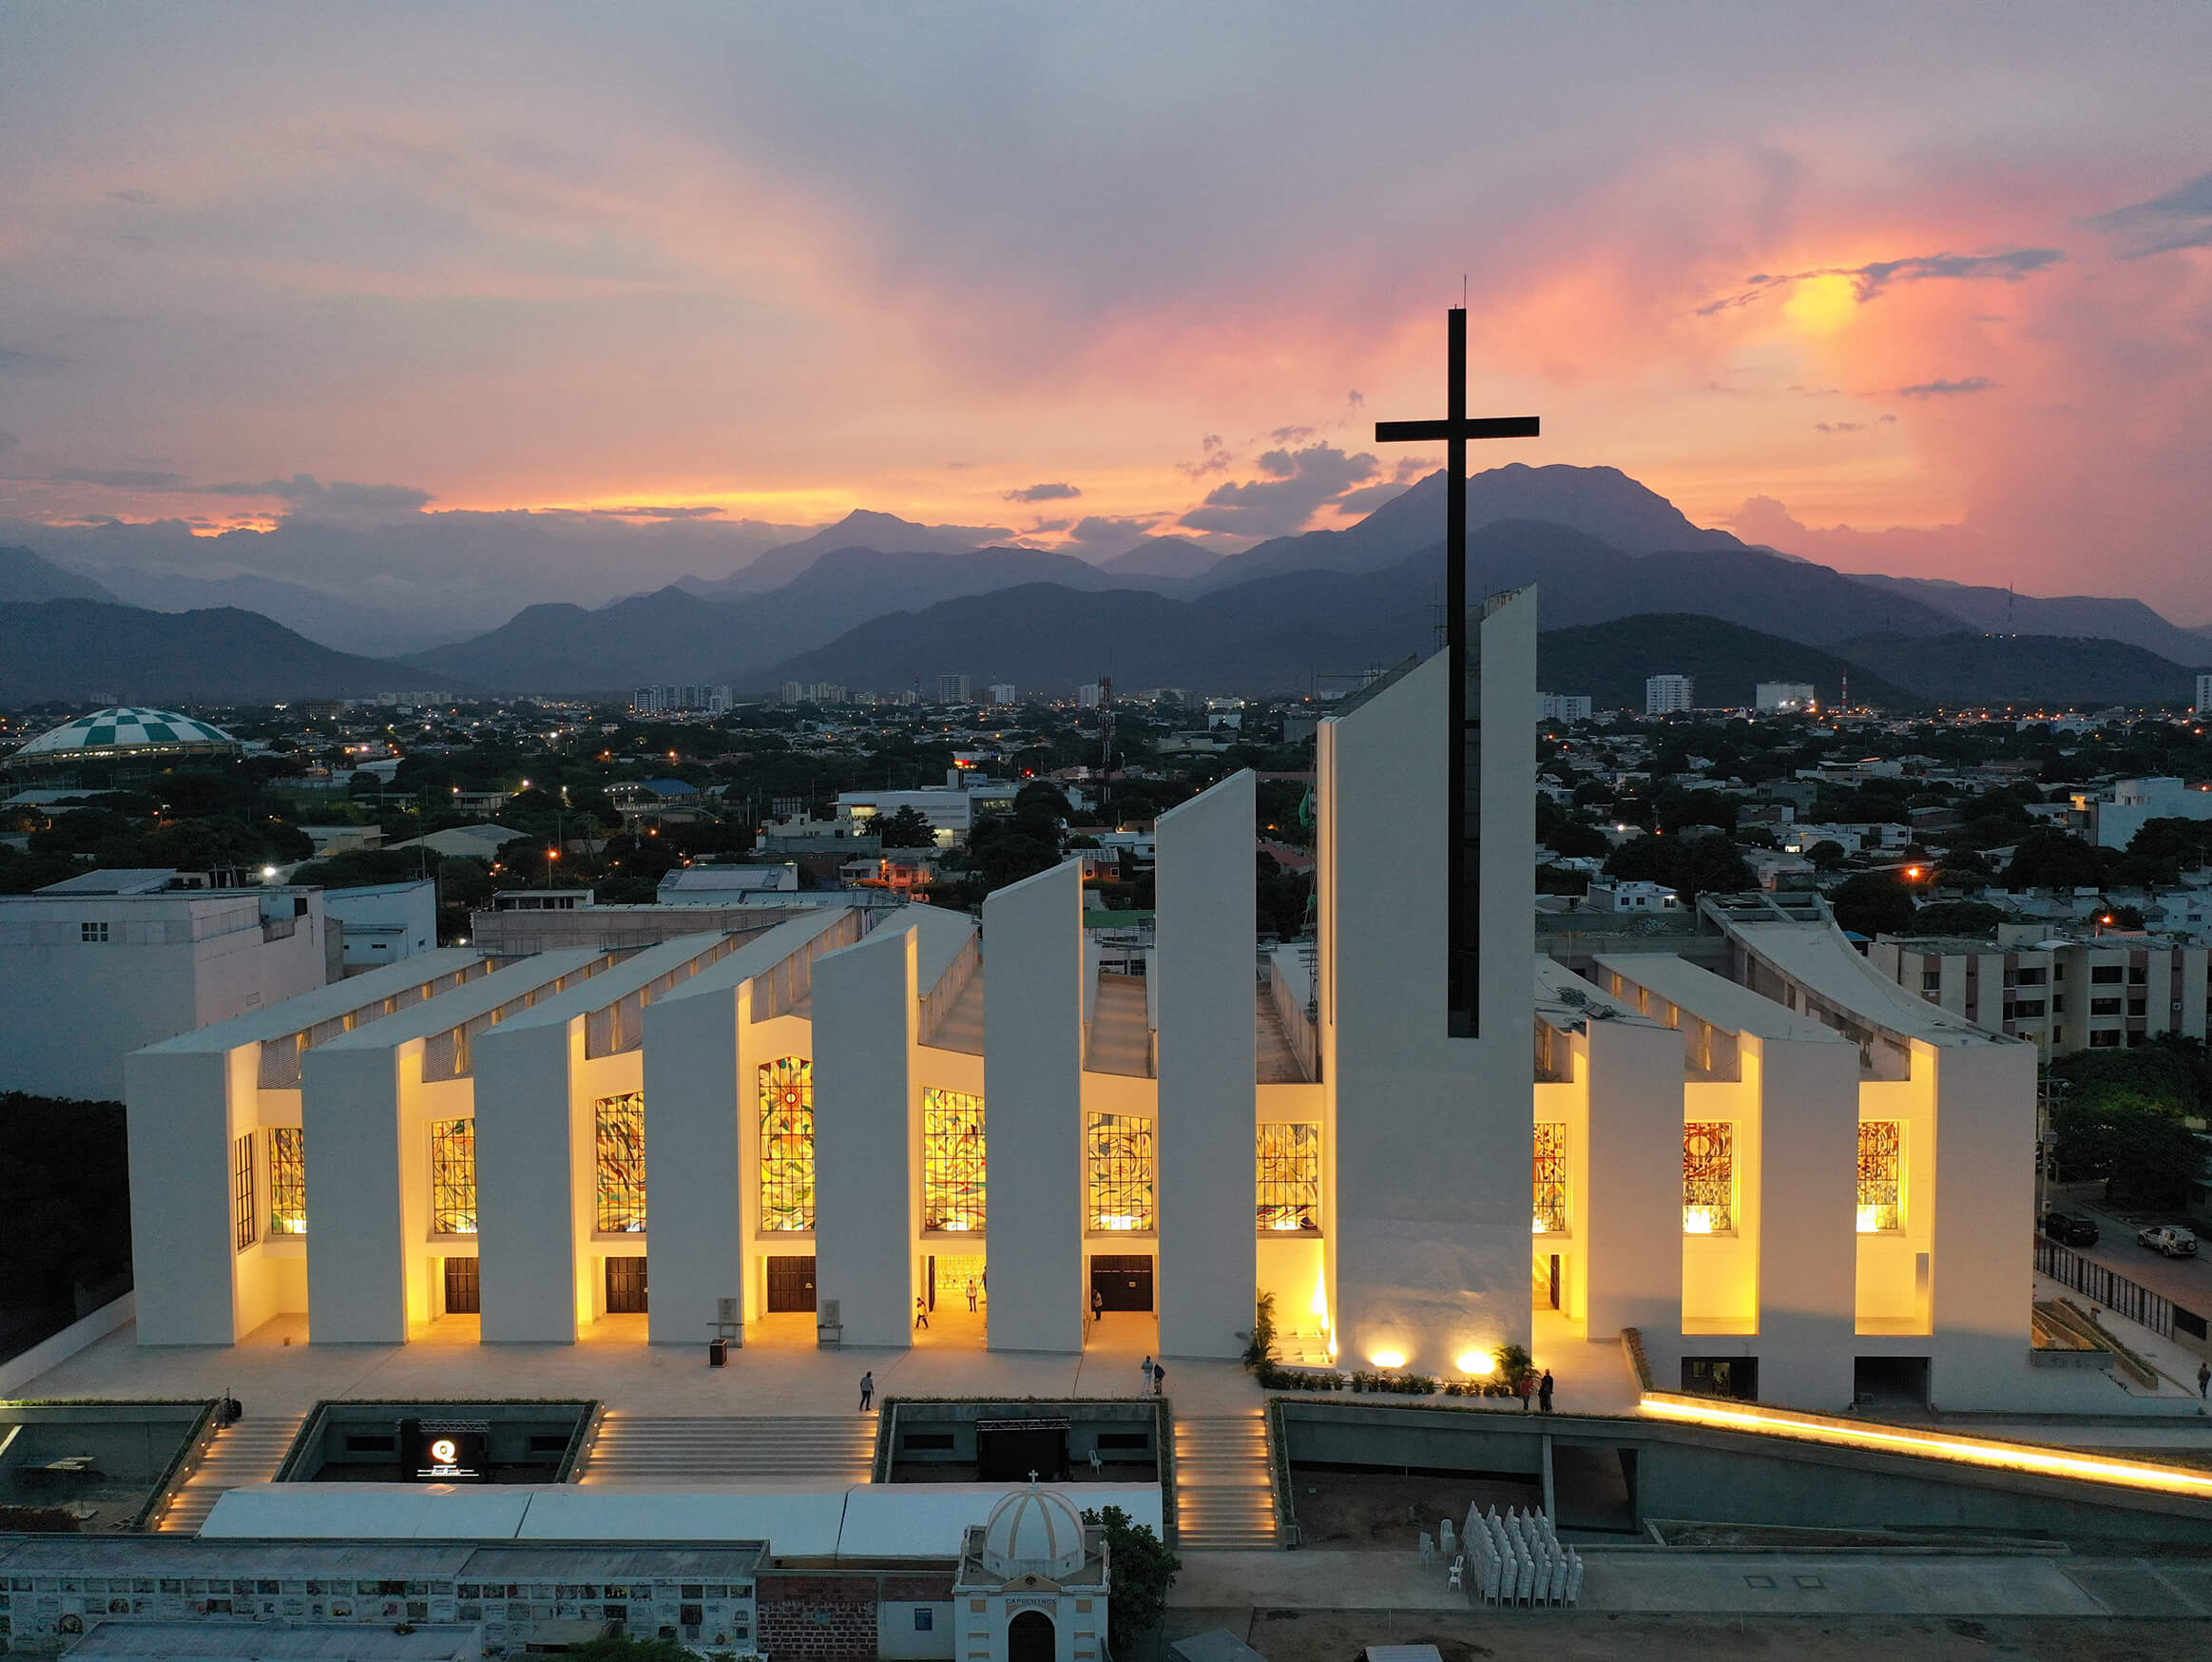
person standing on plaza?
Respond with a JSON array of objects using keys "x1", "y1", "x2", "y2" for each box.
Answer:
[
  {"x1": 1152, "y1": 1362, "x2": 1165, "y2": 1396},
  {"x1": 2199, "y1": 1360, "x2": 2209, "y2": 1400},
  {"x1": 857, "y1": 1371, "x2": 874, "y2": 1411},
  {"x1": 914, "y1": 1294, "x2": 930, "y2": 1330},
  {"x1": 1091, "y1": 1287, "x2": 1105, "y2": 1324},
  {"x1": 1516, "y1": 1370, "x2": 1536, "y2": 1411},
  {"x1": 1538, "y1": 1369, "x2": 1555, "y2": 1413},
  {"x1": 967, "y1": 1279, "x2": 978, "y2": 1312},
  {"x1": 1141, "y1": 1354, "x2": 1155, "y2": 1394}
]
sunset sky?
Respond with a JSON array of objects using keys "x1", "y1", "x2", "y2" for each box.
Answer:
[{"x1": 2, "y1": 3, "x2": 2208, "y2": 619}]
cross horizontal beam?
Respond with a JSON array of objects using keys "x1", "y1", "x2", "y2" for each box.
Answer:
[{"x1": 1374, "y1": 416, "x2": 1541, "y2": 443}]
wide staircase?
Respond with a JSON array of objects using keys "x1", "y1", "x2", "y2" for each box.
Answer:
[
  {"x1": 156, "y1": 1412, "x2": 304, "y2": 1534},
  {"x1": 1172, "y1": 1412, "x2": 1279, "y2": 1551},
  {"x1": 578, "y1": 1413, "x2": 876, "y2": 1486}
]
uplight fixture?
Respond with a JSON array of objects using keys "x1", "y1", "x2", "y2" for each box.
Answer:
[
  {"x1": 1369, "y1": 1349, "x2": 1407, "y2": 1369},
  {"x1": 1457, "y1": 1351, "x2": 1495, "y2": 1377}
]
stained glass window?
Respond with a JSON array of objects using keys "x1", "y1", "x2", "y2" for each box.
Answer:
[
  {"x1": 268, "y1": 1127, "x2": 306, "y2": 1236},
  {"x1": 431, "y1": 1117, "x2": 477, "y2": 1236},
  {"x1": 1856, "y1": 1120, "x2": 1903, "y2": 1233},
  {"x1": 759, "y1": 1057, "x2": 815, "y2": 1232},
  {"x1": 1087, "y1": 1112, "x2": 1156, "y2": 1233},
  {"x1": 1256, "y1": 1123, "x2": 1320, "y2": 1232},
  {"x1": 595, "y1": 1091, "x2": 647, "y2": 1233},
  {"x1": 923, "y1": 1088, "x2": 986, "y2": 1233},
  {"x1": 1532, "y1": 1122, "x2": 1568, "y2": 1234},
  {"x1": 233, "y1": 1131, "x2": 257, "y2": 1251},
  {"x1": 1683, "y1": 1122, "x2": 1734, "y2": 1234}
]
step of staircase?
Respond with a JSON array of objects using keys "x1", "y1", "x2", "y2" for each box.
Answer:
[
  {"x1": 578, "y1": 1414, "x2": 877, "y2": 1485},
  {"x1": 155, "y1": 1414, "x2": 304, "y2": 1535},
  {"x1": 1172, "y1": 1412, "x2": 1279, "y2": 1550}
]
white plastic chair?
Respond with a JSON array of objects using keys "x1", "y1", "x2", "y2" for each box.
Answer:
[{"x1": 1447, "y1": 1555, "x2": 1465, "y2": 1593}]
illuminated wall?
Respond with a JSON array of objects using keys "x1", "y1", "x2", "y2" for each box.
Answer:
[
  {"x1": 268, "y1": 1126, "x2": 306, "y2": 1236},
  {"x1": 759, "y1": 1056, "x2": 815, "y2": 1232},
  {"x1": 594, "y1": 1091, "x2": 647, "y2": 1233},
  {"x1": 1087, "y1": 1112, "x2": 1156, "y2": 1233},
  {"x1": 923, "y1": 1087, "x2": 986, "y2": 1233},
  {"x1": 431, "y1": 1118, "x2": 477, "y2": 1235}
]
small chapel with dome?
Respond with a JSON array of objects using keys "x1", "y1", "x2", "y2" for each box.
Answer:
[{"x1": 952, "y1": 1482, "x2": 1110, "y2": 1662}]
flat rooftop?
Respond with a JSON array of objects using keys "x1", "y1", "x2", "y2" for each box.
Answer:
[{"x1": 1595, "y1": 952, "x2": 1845, "y2": 1044}]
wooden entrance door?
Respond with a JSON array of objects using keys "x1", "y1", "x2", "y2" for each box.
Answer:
[
  {"x1": 605, "y1": 1255, "x2": 648, "y2": 1314},
  {"x1": 766, "y1": 1254, "x2": 817, "y2": 1313},
  {"x1": 1090, "y1": 1253, "x2": 1154, "y2": 1311},
  {"x1": 442, "y1": 1256, "x2": 480, "y2": 1314}
]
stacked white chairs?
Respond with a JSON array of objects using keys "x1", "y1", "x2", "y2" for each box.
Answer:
[{"x1": 1452, "y1": 1503, "x2": 1583, "y2": 1607}]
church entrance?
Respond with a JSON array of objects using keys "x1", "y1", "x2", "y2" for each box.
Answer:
[
  {"x1": 442, "y1": 1257, "x2": 479, "y2": 1314},
  {"x1": 766, "y1": 1255, "x2": 817, "y2": 1313},
  {"x1": 1089, "y1": 1254, "x2": 1154, "y2": 1312},
  {"x1": 604, "y1": 1255, "x2": 648, "y2": 1314},
  {"x1": 1007, "y1": 1611, "x2": 1055, "y2": 1662}
]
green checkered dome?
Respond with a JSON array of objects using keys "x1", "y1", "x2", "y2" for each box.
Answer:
[{"x1": 13, "y1": 705, "x2": 238, "y2": 758}]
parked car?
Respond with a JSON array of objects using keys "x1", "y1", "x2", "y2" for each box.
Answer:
[
  {"x1": 2042, "y1": 1208, "x2": 2100, "y2": 1246},
  {"x1": 2136, "y1": 1224, "x2": 2200, "y2": 1258}
]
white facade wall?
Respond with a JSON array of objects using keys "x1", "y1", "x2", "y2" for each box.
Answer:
[
  {"x1": 982, "y1": 861, "x2": 1087, "y2": 1353},
  {"x1": 323, "y1": 881, "x2": 436, "y2": 969},
  {"x1": 1153, "y1": 772, "x2": 1257, "y2": 1360},
  {"x1": 122, "y1": 1046, "x2": 250, "y2": 1344},
  {"x1": 2, "y1": 889, "x2": 328, "y2": 1100},
  {"x1": 1576, "y1": 1007, "x2": 1684, "y2": 1341},
  {"x1": 813, "y1": 925, "x2": 920, "y2": 1348},
  {"x1": 299, "y1": 1040, "x2": 419, "y2": 1343}
]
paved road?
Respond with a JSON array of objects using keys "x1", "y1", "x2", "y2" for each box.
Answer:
[{"x1": 2049, "y1": 1189, "x2": 2212, "y2": 1314}]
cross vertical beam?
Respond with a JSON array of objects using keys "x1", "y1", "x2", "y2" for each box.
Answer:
[{"x1": 1375, "y1": 307, "x2": 1539, "y2": 1036}]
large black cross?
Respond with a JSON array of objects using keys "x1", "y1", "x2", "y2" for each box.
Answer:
[{"x1": 1375, "y1": 306, "x2": 1538, "y2": 1036}]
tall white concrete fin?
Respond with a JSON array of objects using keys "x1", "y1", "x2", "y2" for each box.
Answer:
[
  {"x1": 474, "y1": 1019, "x2": 586, "y2": 1343},
  {"x1": 124, "y1": 1048, "x2": 247, "y2": 1345},
  {"x1": 813, "y1": 924, "x2": 919, "y2": 1349},
  {"x1": 642, "y1": 981, "x2": 744, "y2": 1347},
  {"x1": 1753, "y1": 1037, "x2": 1860, "y2": 1405},
  {"x1": 1320, "y1": 585, "x2": 1538, "y2": 1377},
  {"x1": 983, "y1": 860, "x2": 1086, "y2": 1353},
  {"x1": 1155, "y1": 769, "x2": 1258, "y2": 1359},
  {"x1": 299, "y1": 1043, "x2": 413, "y2": 1344},
  {"x1": 1581, "y1": 1015, "x2": 1685, "y2": 1341}
]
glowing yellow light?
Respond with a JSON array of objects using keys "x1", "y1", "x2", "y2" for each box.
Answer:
[
  {"x1": 1457, "y1": 1351, "x2": 1495, "y2": 1377},
  {"x1": 1781, "y1": 272, "x2": 1858, "y2": 335},
  {"x1": 1271, "y1": 1216, "x2": 1303, "y2": 1231},
  {"x1": 1531, "y1": 1213, "x2": 1551, "y2": 1234},
  {"x1": 1856, "y1": 1205, "x2": 1881, "y2": 1234},
  {"x1": 1312, "y1": 1266, "x2": 1331, "y2": 1323},
  {"x1": 1370, "y1": 1350, "x2": 1407, "y2": 1369},
  {"x1": 1683, "y1": 1206, "x2": 1716, "y2": 1234},
  {"x1": 1639, "y1": 1393, "x2": 2212, "y2": 1498}
]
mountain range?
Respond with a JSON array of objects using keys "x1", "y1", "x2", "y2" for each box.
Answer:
[{"x1": 0, "y1": 463, "x2": 2204, "y2": 709}]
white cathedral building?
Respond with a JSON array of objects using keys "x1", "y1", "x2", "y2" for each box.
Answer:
[{"x1": 123, "y1": 589, "x2": 2040, "y2": 1410}]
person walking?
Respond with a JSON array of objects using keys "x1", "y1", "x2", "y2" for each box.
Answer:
[
  {"x1": 967, "y1": 1279, "x2": 978, "y2": 1313},
  {"x1": 857, "y1": 1371, "x2": 875, "y2": 1411},
  {"x1": 1141, "y1": 1354, "x2": 1156, "y2": 1394},
  {"x1": 1091, "y1": 1286, "x2": 1105, "y2": 1324},
  {"x1": 1515, "y1": 1370, "x2": 1536, "y2": 1412},
  {"x1": 2199, "y1": 1360, "x2": 2209, "y2": 1400},
  {"x1": 1537, "y1": 1369, "x2": 1555, "y2": 1414},
  {"x1": 1151, "y1": 1362, "x2": 1166, "y2": 1397},
  {"x1": 914, "y1": 1295, "x2": 930, "y2": 1330}
]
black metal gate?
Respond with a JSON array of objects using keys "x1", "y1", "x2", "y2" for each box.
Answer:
[{"x1": 2035, "y1": 1241, "x2": 2185, "y2": 1338}]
